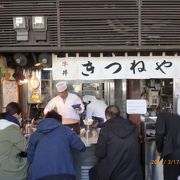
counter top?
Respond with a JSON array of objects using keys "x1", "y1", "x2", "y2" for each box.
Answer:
[
  {"x1": 81, "y1": 136, "x2": 98, "y2": 147},
  {"x1": 80, "y1": 128, "x2": 99, "y2": 147}
]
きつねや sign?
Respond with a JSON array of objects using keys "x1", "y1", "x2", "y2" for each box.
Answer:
[{"x1": 52, "y1": 54, "x2": 179, "y2": 80}]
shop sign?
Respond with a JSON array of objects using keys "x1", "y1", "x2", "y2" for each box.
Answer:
[
  {"x1": 2, "y1": 80, "x2": 19, "y2": 108},
  {"x1": 52, "y1": 54, "x2": 180, "y2": 80}
]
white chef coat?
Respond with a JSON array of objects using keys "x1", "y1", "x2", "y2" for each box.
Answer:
[
  {"x1": 85, "y1": 99, "x2": 107, "y2": 121},
  {"x1": 44, "y1": 93, "x2": 84, "y2": 124}
]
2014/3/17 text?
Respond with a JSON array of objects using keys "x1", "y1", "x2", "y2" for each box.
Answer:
[{"x1": 151, "y1": 160, "x2": 179, "y2": 165}]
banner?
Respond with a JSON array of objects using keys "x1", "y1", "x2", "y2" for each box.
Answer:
[{"x1": 52, "y1": 54, "x2": 180, "y2": 80}]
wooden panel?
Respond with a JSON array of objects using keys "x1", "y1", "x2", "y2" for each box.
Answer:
[
  {"x1": 59, "y1": 0, "x2": 139, "y2": 47},
  {"x1": 141, "y1": 0, "x2": 180, "y2": 46},
  {"x1": 1, "y1": 0, "x2": 180, "y2": 51}
]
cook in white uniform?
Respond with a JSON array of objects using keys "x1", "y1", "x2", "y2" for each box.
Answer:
[
  {"x1": 83, "y1": 96, "x2": 108, "y2": 128},
  {"x1": 44, "y1": 81, "x2": 84, "y2": 134}
]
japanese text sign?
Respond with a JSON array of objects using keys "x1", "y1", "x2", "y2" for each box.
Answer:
[{"x1": 52, "y1": 54, "x2": 179, "y2": 80}]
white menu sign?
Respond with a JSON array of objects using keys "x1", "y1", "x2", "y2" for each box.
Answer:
[
  {"x1": 2, "y1": 80, "x2": 19, "y2": 108},
  {"x1": 127, "y1": 99, "x2": 147, "y2": 114}
]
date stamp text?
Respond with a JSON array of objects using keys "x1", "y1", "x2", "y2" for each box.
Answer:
[{"x1": 151, "y1": 160, "x2": 180, "y2": 165}]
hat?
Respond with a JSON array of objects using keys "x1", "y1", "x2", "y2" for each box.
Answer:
[{"x1": 56, "y1": 81, "x2": 67, "y2": 92}]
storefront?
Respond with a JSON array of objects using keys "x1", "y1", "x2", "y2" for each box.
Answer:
[
  {"x1": 1, "y1": 1, "x2": 180, "y2": 179},
  {"x1": 1, "y1": 52, "x2": 178, "y2": 179},
  {"x1": 0, "y1": 52, "x2": 178, "y2": 120},
  {"x1": 0, "y1": 0, "x2": 180, "y2": 124},
  {"x1": 49, "y1": 53, "x2": 177, "y2": 117}
]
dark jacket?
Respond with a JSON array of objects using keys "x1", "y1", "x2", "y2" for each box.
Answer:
[
  {"x1": 27, "y1": 118, "x2": 85, "y2": 180},
  {"x1": 5, "y1": 112, "x2": 20, "y2": 127},
  {"x1": 156, "y1": 112, "x2": 180, "y2": 158},
  {"x1": 95, "y1": 117, "x2": 143, "y2": 180}
]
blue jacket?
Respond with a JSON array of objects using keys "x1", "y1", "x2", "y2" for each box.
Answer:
[{"x1": 27, "y1": 118, "x2": 85, "y2": 180}]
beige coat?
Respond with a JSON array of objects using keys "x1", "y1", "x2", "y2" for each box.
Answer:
[{"x1": 0, "y1": 119, "x2": 28, "y2": 180}]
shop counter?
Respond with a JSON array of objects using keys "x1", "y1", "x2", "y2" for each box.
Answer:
[{"x1": 73, "y1": 136, "x2": 98, "y2": 180}]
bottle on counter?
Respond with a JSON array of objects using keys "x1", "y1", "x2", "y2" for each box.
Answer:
[{"x1": 24, "y1": 119, "x2": 32, "y2": 139}]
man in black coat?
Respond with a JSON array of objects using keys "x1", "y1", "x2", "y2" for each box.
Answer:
[
  {"x1": 89, "y1": 105, "x2": 143, "y2": 180},
  {"x1": 156, "y1": 112, "x2": 180, "y2": 180}
]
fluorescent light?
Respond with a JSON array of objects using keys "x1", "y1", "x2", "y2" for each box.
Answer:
[
  {"x1": 32, "y1": 16, "x2": 47, "y2": 31},
  {"x1": 43, "y1": 68, "x2": 52, "y2": 70},
  {"x1": 13, "y1": 16, "x2": 28, "y2": 30}
]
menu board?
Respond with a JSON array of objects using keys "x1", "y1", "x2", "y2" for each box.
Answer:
[
  {"x1": 2, "y1": 80, "x2": 19, "y2": 108},
  {"x1": 127, "y1": 99, "x2": 147, "y2": 114}
]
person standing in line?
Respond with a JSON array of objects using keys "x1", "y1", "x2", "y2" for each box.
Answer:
[
  {"x1": 44, "y1": 81, "x2": 84, "y2": 134},
  {"x1": 27, "y1": 110, "x2": 86, "y2": 180},
  {"x1": 83, "y1": 95, "x2": 108, "y2": 128},
  {"x1": 89, "y1": 105, "x2": 143, "y2": 180},
  {"x1": 156, "y1": 112, "x2": 180, "y2": 180},
  {"x1": 4, "y1": 102, "x2": 22, "y2": 127},
  {"x1": 0, "y1": 102, "x2": 28, "y2": 180}
]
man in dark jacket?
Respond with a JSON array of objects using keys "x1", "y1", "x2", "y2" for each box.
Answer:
[
  {"x1": 156, "y1": 112, "x2": 180, "y2": 180},
  {"x1": 89, "y1": 105, "x2": 143, "y2": 180},
  {"x1": 27, "y1": 110, "x2": 86, "y2": 180}
]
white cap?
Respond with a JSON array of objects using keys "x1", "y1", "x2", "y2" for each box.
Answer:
[
  {"x1": 83, "y1": 95, "x2": 96, "y2": 103},
  {"x1": 56, "y1": 81, "x2": 67, "y2": 92}
]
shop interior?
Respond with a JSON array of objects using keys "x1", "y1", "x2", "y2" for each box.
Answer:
[
  {"x1": 140, "y1": 79, "x2": 173, "y2": 117},
  {"x1": 26, "y1": 69, "x2": 173, "y2": 123}
]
